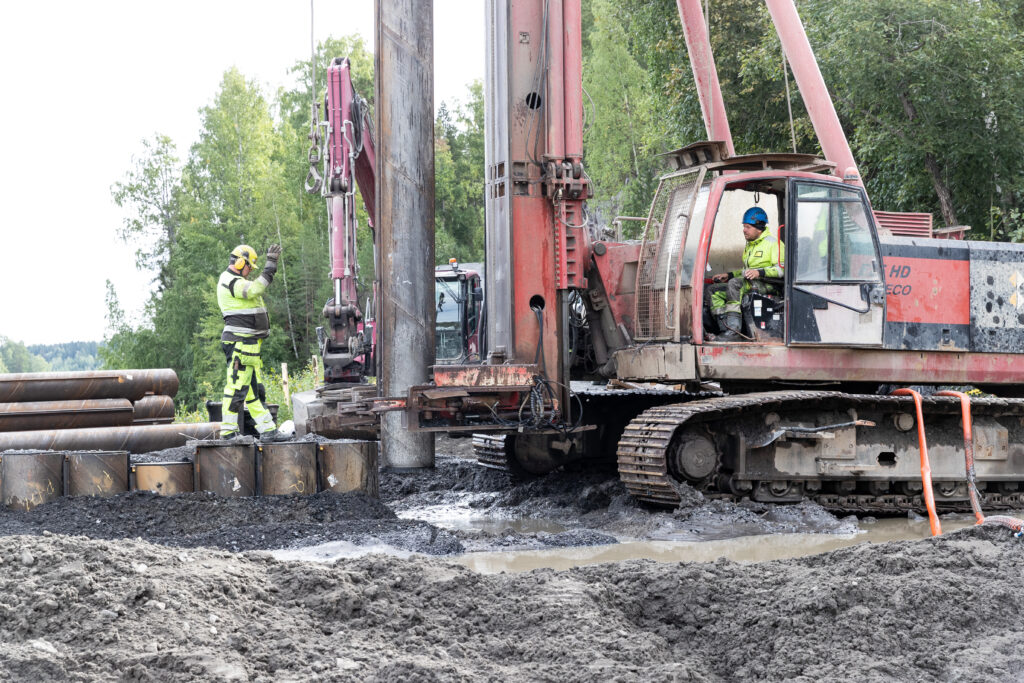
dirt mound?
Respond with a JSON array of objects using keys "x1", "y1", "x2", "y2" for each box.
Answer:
[
  {"x1": 0, "y1": 492, "x2": 461, "y2": 555},
  {"x1": 0, "y1": 526, "x2": 1022, "y2": 681}
]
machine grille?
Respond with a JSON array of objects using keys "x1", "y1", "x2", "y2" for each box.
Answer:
[{"x1": 635, "y1": 169, "x2": 704, "y2": 340}]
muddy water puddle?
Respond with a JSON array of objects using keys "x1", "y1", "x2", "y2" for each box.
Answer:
[
  {"x1": 396, "y1": 501, "x2": 566, "y2": 534},
  {"x1": 456, "y1": 516, "x2": 978, "y2": 573},
  {"x1": 271, "y1": 508, "x2": 985, "y2": 570}
]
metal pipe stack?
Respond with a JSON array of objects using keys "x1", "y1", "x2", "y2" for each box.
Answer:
[{"x1": 0, "y1": 369, "x2": 199, "y2": 452}]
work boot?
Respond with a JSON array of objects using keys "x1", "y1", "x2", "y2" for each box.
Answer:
[
  {"x1": 715, "y1": 312, "x2": 743, "y2": 342},
  {"x1": 258, "y1": 429, "x2": 291, "y2": 443}
]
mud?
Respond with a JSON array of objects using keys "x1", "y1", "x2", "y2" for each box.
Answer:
[
  {"x1": 382, "y1": 439, "x2": 859, "y2": 549},
  {"x1": 0, "y1": 492, "x2": 461, "y2": 555},
  {"x1": 2, "y1": 526, "x2": 1024, "y2": 681},
  {"x1": 3, "y1": 434, "x2": 1023, "y2": 680}
]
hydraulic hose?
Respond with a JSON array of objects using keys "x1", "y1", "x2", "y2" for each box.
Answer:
[
  {"x1": 892, "y1": 388, "x2": 941, "y2": 536},
  {"x1": 936, "y1": 390, "x2": 1024, "y2": 537}
]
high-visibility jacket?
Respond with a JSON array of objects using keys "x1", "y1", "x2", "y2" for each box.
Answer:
[
  {"x1": 730, "y1": 231, "x2": 785, "y2": 281},
  {"x1": 217, "y1": 269, "x2": 272, "y2": 341}
]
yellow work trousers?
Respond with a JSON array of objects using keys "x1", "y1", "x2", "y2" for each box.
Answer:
[{"x1": 220, "y1": 338, "x2": 274, "y2": 437}]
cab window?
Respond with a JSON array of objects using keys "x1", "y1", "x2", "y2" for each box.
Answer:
[{"x1": 794, "y1": 183, "x2": 881, "y2": 283}]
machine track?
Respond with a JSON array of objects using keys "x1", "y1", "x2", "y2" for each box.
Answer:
[{"x1": 617, "y1": 390, "x2": 1024, "y2": 513}]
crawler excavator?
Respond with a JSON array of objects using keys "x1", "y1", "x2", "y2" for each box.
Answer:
[{"x1": 313, "y1": 0, "x2": 1024, "y2": 515}]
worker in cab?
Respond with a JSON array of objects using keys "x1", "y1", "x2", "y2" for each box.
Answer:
[
  {"x1": 217, "y1": 243, "x2": 289, "y2": 441},
  {"x1": 704, "y1": 207, "x2": 785, "y2": 341}
]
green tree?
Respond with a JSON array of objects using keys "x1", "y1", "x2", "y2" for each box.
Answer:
[
  {"x1": 0, "y1": 338, "x2": 49, "y2": 373},
  {"x1": 800, "y1": 0, "x2": 1024, "y2": 235},
  {"x1": 111, "y1": 135, "x2": 181, "y2": 288},
  {"x1": 435, "y1": 81, "x2": 485, "y2": 263}
]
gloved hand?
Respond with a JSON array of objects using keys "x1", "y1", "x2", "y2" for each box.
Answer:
[{"x1": 264, "y1": 244, "x2": 282, "y2": 274}]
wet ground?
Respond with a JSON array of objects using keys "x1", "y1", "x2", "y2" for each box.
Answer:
[{"x1": 1, "y1": 435, "x2": 1023, "y2": 681}]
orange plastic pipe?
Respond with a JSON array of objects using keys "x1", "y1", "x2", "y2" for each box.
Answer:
[
  {"x1": 892, "y1": 388, "x2": 942, "y2": 536},
  {"x1": 935, "y1": 390, "x2": 985, "y2": 525}
]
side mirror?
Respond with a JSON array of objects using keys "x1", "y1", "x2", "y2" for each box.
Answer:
[{"x1": 473, "y1": 287, "x2": 483, "y2": 303}]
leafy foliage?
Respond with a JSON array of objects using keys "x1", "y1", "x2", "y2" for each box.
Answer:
[
  {"x1": 0, "y1": 338, "x2": 49, "y2": 373},
  {"x1": 27, "y1": 341, "x2": 100, "y2": 372},
  {"x1": 106, "y1": 36, "x2": 485, "y2": 411}
]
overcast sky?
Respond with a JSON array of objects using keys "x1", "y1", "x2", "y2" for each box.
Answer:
[{"x1": 0, "y1": 0, "x2": 484, "y2": 346}]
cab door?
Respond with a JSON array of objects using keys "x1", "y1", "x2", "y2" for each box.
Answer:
[{"x1": 787, "y1": 181, "x2": 886, "y2": 346}]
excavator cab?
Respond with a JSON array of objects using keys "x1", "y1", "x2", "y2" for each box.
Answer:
[{"x1": 632, "y1": 142, "x2": 886, "y2": 350}]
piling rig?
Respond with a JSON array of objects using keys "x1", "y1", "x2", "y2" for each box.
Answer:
[{"x1": 301, "y1": 0, "x2": 1024, "y2": 514}]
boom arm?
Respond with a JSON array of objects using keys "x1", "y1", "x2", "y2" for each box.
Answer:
[
  {"x1": 316, "y1": 57, "x2": 379, "y2": 383},
  {"x1": 675, "y1": 0, "x2": 862, "y2": 186}
]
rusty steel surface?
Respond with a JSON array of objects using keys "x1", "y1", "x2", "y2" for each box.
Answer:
[
  {"x1": 376, "y1": 0, "x2": 436, "y2": 469},
  {"x1": 259, "y1": 442, "x2": 316, "y2": 496},
  {"x1": 0, "y1": 398, "x2": 134, "y2": 432},
  {"x1": 692, "y1": 342, "x2": 1024, "y2": 387},
  {"x1": 763, "y1": 0, "x2": 862, "y2": 184},
  {"x1": 67, "y1": 451, "x2": 130, "y2": 497},
  {"x1": 0, "y1": 369, "x2": 179, "y2": 403},
  {"x1": 0, "y1": 451, "x2": 64, "y2": 511},
  {"x1": 319, "y1": 440, "x2": 379, "y2": 496},
  {"x1": 676, "y1": 0, "x2": 735, "y2": 156},
  {"x1": 0, "y1": 422, "x2": 220, "y2": 454},
  {"x1": 132, "y1": 463, "x2": 194, "y2": 496},
  {"x1": 432, "y1": 364, "x2": 539, "y2": 388},
  {"x1": 132, "y1": 395, "x2": 175, "y2": 423},
  {"x1": 195, "y1": 442, "x2": 256, "y2": 497}
]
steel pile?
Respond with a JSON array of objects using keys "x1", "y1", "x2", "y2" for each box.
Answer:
[{"x1": 0, "y1": 438, "x2": 379, "y2": 510}]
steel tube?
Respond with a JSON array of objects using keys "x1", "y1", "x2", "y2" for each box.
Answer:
[
  {"x1": 0, "y1": 422, "x2": 220, "y2": 454},
  {"x1": 561, "y1": 0, "x2": 583, "y2": 162},
  {"x1": 133, "y1": 462, "x2": 195, "y2": 495},
  {"x1": 544, "y1": 0, "x2": 565, "y2": 161},
  {"x1": 319, "y1": 440, "x2": 379, "y2": 496},
  {"x1": 132, "y1": 395, "x2": 175, "y2": 423},
  {"x1": 0, "y1": 398, "x2": 134, "y2": 432},
  {"x1": 1, "y1": 451, "x2": 64, "y2": 510},
  {"x1": 259, "y1": 442, "x2": 316, "y2": 495},
  {"x1": 195, "y1": 441, "x2": 256, "y2": 496},
  {"x1": 376, "y1": 0, "x2": 436, "y2": 469},
  {"x1": 0, "y1": 369, "x2": 179, "y2": 403},
  {"x1": 67, "y1": 451, "x2": 130, "y2": 497},
  {"x1": 764, "y1": 0, "x2": 861, "y2": 184},
  {"x1": 676, "y1": 0, "x2": 735, "y2": 156}
]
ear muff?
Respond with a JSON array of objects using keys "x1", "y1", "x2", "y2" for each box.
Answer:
[{"x1": 230, "y1": 245, "x2": 256, "y2": 271}]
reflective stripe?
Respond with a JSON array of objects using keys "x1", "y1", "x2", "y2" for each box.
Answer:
[
  {"x1": 223, "y1": 324, "x2": 269, "y2": 336},
  {"x1": 256, "y1": 274, "x2": 270, "y2": 288},
  {"x1": 230, "y1": 307, "x2": 266, "y2": 315},
  {"x1": 223, "y1": 310, "x2": 269, "y2": 335}
]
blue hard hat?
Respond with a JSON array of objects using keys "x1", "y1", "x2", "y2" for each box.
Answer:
[{"x1": 742, "y1": 206, "x2": 768, "y2": 229}]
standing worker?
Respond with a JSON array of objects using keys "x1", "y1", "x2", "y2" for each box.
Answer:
[
  {"x1": 217, "y1": 243, "x2": 289, "y2": 441},
  {"x1": 704, "y1": 207, "x2": 784, "y2": 341}
]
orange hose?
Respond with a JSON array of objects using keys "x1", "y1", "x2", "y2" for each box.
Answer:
[
  {"x1": 935, "y1": 390, "x2": 985, "y2": 525},
  {"x1": 892, "y1": 388, "x2": 942, "y2": 536},
  {"x1": 933, "y1": 390, "x2": 1024, "y2": 536}
]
